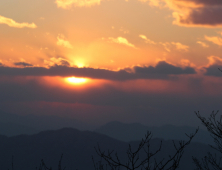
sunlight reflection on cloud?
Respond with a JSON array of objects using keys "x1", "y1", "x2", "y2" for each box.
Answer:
[
  {"x1": 0, "y1": 15, "x2": 37, "y2": 28},
  {"x1": 55, "y1": 0, "x2": 102, "y2": 8}
]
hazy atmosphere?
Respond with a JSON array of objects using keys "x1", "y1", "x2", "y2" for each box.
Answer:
[
  {"x1": 2, "y1": 1, "x2": 222, "y2": 170},
  {"x1": 1, "y1": 0, "x2": 222, "y2": 128}
]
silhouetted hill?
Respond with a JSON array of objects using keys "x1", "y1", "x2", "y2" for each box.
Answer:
[
  {"x1": 0, "y1": 134, "x2": 7, "y2": 140},
  {"x1": 0, "y1": 127, "x2": 216, "y2": 170},
  {"x1": 0, "y1": 128, "x2": 127, "y2": 170},
  {"x1": 95, "y1": 121, "x2": 213, "y2": 144}
]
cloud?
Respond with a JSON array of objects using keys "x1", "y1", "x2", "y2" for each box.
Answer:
[
  {"x1": 204, "y1": 56, "x2": 222, "y2": 77},
  {"x1": 139, "y1": 35, "x2": 156, "y2": 44},
  {"x1": 159, "y1": 42, "x2": 171, "y2": 52},
  {"x1": 60, "y1": 60, "x2": 71, "y2": 67},
  {"x1": 134, "y1": 61, "x2": 195, "y2": 75},
  {"x1": 159, "y1": 42, "x2": 189, "y2": 52},
  {"x1": 172, "y1": 8, "x2": 222, "y2": 27},
  {"x1": 205, "y1": 35, "x2": 222, "y2": 46},
  {"x1": 144, "y1": 0, "x2": 222, "y2": 27},
  {"x1": 0, "y1": 61, "x2": 196, "y2": 80},
  {"x1": 44, "y1": 57, "x2": 71, "y2": 67},
  {"x1": 14, "y1": 62, "x2": 33, "y2": 67},
  {"x1": 57, "y1": 34, "x2": 73, "y2": 49},
  {"x1": 108, "y1": 37, "x2": 136, "y2": 48},
  {"x1": 0, "y1": 15, "x2": 37, "y2": 28},
  {"x1": 55, "y1": 0, "x2": 102, "y2": 8},
  {"x1": 207, "y1": 56, "x2": 222, "y2": 66},
  {"x1": 171, "y1": 42, "x2": 189, "y2": 51},
  {"x1": 205, "y1": 65, "x2": 222, "y2": 77},
  {"x1": 139, "y1": 35, "x2": 147, "y2": 40},
  {"x1": 142, "y1": 0, "x2": 162, "y2": 7},
  {"x1": 139, "y1": 35, "x2": 189, "y2": 51},
  {"x1": 196, "y1": 41, "x2": 209, "y2": 48}
]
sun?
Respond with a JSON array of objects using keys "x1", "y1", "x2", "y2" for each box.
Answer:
[{"x1": 65, "y1": 77, "x2": 88, "y2": 85}]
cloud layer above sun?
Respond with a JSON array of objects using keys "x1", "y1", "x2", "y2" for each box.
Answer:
[
  {"x1": 0, "y1": 61, "x2": 197, "y2": 80},
  {"x1": 55, "y1": 0, "x2": 102, "y2": 8}
]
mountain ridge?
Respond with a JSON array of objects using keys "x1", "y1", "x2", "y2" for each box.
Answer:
[
  {"x1": 0, "y1": 127, "x2": 215, "y2": 170},
  {"x1": 95, "y1": 121, "x2": 213, "y2": 144}
]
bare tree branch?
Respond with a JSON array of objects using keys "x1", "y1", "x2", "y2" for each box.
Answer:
[
  {"x1": 193, "y1": 111, "x2": 222, "y2": 170},
  {"x1": 94, "y1": 129, "x2": 198, "y2": 170}
]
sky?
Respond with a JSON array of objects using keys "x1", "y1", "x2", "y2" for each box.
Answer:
[{"x1": 0, "y1": 0, "x2": 222, "y2": 127}]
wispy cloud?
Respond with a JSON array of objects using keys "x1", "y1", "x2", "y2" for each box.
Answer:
[
  {"x1": 0, "y1": 15, "x2": 37, "y2": 28},
  {"x1": 57, "y1": 34, "x2": 73, "y2": 49},
  {"x1": 139, "y1": 35, "x2": 156, "y2": 44},
  {"x1": 108, "y1": 37, "x2": 136, "y2": 48},
  {"x1": 159, "y1": 42, "x2": 171, "y2": 52},
  {"x1": 139, "y1": 34, "x2": 189, "y2": 52},
  {"x1": 196, "y1": 41, "x2": 209, "y2": 48},
  {"x1": 205, "y1": 35, "x2": 222, "y2": 46},
  {"x1": 171, "y1": 42, "x2": 189, "y2": 51},
  {"x1": 55, "y1": 0, "x2": 102, "y2": 8}
]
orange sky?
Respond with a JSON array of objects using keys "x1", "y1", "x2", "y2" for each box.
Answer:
[
  {"x1": 1, "y1": 0, "x2": 222, "y2": 126},
  {"x1": 0, "y1": 0, "x2": 222, "y2": 69}
]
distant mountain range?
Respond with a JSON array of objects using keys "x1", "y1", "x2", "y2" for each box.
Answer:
[
  {"x1": 0, "y1": 110, "x2": 213, "y2": 146},
  {"x1": 0, "y1": 128, "x2": 216, "y2": 170},
  {"x1": 95, "y1": 121, "x2": 213, "y2": 145}
]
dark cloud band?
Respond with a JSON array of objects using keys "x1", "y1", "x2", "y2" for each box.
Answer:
[
  {"x1": 0, "y1": 61, "x2": 196, "y2": 80},
  {"x1": 205, "y1": 65, "x2": 222, "y2": 77}
]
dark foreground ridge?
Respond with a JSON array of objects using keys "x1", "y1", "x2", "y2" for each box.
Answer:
[{"x1": 0, "y1": 127, "x2": 216, "y2": 170}]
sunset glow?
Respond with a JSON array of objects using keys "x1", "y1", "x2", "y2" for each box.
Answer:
[
  {"x1": 65, "y1": 77, "x2": 88, "y2": 85},
  {"x1": 1, "y1": 0, "x2": 222, "y2": 127}
]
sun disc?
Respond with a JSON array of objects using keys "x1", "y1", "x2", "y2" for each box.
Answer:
[{"x1": 65, "y1": 77, "x2": 87, "y2": 84}]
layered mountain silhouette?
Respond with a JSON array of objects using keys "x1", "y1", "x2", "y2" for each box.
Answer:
[
  {"x1": 0, "y1": 110, "x2": 212, "y2": 146},
  {"x1": 95, "y1": 121, "x2": 213, "y2": 144},
  {"x1": 0, "y1": 128, "x2": 216, "y2": 170}
]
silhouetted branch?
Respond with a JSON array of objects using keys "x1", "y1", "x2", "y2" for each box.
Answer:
[
  {"x1": 193, "y1": 111, "x2": 222, "y2": 170},
  {"x1": 195, "y1": 111, "x2": 222, "y2": 152},
  {"x1": 94, "y1": 130, "x2": 198, "y2": 170},
  {"x1": 35, "y1": 154, "x2": 66, "y2": 170}
]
